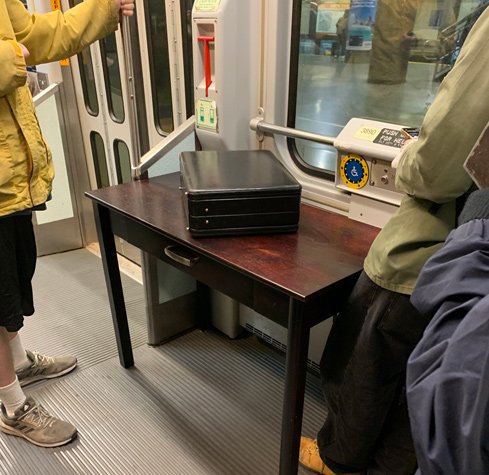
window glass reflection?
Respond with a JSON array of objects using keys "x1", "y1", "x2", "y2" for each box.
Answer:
[
  {"x1": 145, "y1": 0, "x2": 174, "y2": 134},
  {"x1": 295, "y1": 0, "x2": 488, "y2": 173},
  {"x1": 114, "y1": 140, "x2": 132, "y2": 184},
  {"x1": 68, "y1": 0, "x2": 99, "y2": 115},
  {"x1": 100, "y1": 34, "x2": 125, "y2": 123},
  {"x1": 90, "y1": 132, "x2": 110, "y2": 188},
  {"x1": 77, "y1": 49, "x2": 100, "y2": 116}
]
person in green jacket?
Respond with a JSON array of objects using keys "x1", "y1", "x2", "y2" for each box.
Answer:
[
  {"x1": 0, "y1": 0, "x2": 134, "y2": 448},
  {"x1": 299, "y1": 5, "x2": 489, "y2": 475}
]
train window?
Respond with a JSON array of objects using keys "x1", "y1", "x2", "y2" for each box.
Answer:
[
  {"x1": 68, "y1": 0, "x2": 99, "y2": 116},
  {"x1": 290, "y1": 0, "x2": 487, "y2": 177},
  {"x1": 144, "y1": 0, "x2": 174, "y2": 134},
  {"x1": 114, "y1": 140, "x2": 132, "y2": 184},
  {"x1": 99, "y1": 34, "x2": 125, "y2": 123},
  {"x1": 77, "y1": 49, "x2": 99, "y2": 116},
  {"x1": 90, "y1": 132, "x2": 110, "y2": 188}
]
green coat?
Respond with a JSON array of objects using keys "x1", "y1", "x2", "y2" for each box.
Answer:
[
  {"x1": 0, "y1": 0, "x2": 119, "y2": 217},
  {"x1": 364, "y1": 7, "x2": 489, "y2": 294}
]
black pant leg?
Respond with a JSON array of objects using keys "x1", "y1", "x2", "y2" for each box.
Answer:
[{"x1": 316, "y1": 272, "x2": 429, "y2": 474}]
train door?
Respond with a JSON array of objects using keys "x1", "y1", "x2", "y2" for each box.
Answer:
[
  {"x1": 65, "y1": 0, "x2": 138, "y2": 262},
  {"x1": 66, "y1": 0, "x2": 195, "y2": 263},
  {"x1": 65, "y1": 0, "x2": 200, "y2": 343}
]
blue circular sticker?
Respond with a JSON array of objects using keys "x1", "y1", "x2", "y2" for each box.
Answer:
[{"x1": 340, "y1": 154, "x2": 369, "y2": 189}]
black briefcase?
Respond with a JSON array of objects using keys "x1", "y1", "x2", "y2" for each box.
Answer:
[{"x1": 180, "y1": 150, "x2": 302, "y2": 236}]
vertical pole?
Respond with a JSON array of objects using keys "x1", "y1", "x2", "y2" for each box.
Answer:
[{"x1": 122, "y1": 16, "x2": 142, "y2": 179}]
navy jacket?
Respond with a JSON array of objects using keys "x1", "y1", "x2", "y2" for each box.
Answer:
[{"x1": 406, "y1": 218, "x2": 489, "y2": 475}]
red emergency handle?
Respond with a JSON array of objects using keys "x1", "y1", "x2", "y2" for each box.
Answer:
[{"x1": 198, "y1": 36, "x2": 215, "y2": 97}]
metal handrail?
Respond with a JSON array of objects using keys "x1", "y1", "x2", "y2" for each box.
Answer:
[
  {"x1": 132, "y1": 116, "x2": 196, "y2": 179},
  {"x1": 33, "y1": 82, "x2": 59, "y2": 107},
  {"x1": 440, "y1": 3, "x2": 487, "y2": 39},
  {"x1": 250, "y1": 117, "x2": 335, "y2": 146},
  {"x1": 135, "y1": 115, "x2": 334, "y2": 180},
  {"x1": 122, "y1": 16, "x2": 142, "y2": 174}
]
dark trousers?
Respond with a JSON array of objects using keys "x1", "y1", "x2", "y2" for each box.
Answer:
[
  {"x1": 0, "y1": 214, "x2": 36, "y2": 331},
  {"x1": 317, "y1": 272, "x2": 430, "y2": 475}
]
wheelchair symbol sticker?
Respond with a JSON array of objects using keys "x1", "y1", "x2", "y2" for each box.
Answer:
[{"x1": 340, "y1": 154, "x2": 369, "y2": 189}]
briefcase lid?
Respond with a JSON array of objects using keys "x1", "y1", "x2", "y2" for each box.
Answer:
[{"x1": 180, "y1": 150, "x2": 301, "y2": 196}]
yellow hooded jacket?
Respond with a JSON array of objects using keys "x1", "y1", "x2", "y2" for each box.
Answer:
[{"x1": 0, "y1": 0, "x2": 119, "y2": 217}]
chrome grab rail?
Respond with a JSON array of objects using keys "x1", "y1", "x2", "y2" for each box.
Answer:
[
  {"x1": 33, "y1": 83, "x2": 59, "y2": 108},
  {"x1": 122, "y1": 15, "x2": 142, "y2": 174},
  {"x1": 250, "y1": 117, "x2": 335, "y2": 146},
  {"x1": 132, "y1": 116, "x2": 196, "y2": 179}
]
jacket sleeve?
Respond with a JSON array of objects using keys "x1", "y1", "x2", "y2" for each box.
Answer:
[
  {"x1": 407, "y1": 220, "x2": 489, "y2": 475},
  {"x1": 6, "y1": 0, "x2": 119, "y2": 66},
  {"x1": 394, "y1": 8, "x2": 489, "y2": 204},
  {"x1": 407, "y1": 294, "x2": 489, "y2": 475},
  {"x1": 0, "y1": 39, "x2": 27, "y2": 97}
]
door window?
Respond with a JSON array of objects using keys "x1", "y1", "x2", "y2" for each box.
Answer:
[
  {"x1": 145, "y1": 0, "x2": 174, "y2": 134},
  {"x1": 90, "y1": 132, "x2": 110, "y2": 188},
  {"x1": 100, "y1": 34, "x2": 125, "y2": 123},
  {"x1": 77, "y1": 49, "x2": 100, "y2": 116},
  {"x1": 114, "y1": 140, "x2": 132, "y2": 184}
]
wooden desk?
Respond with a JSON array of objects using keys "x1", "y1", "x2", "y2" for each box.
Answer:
[{"x1": 86, "y1": 173, "x2": 378, "y2": 475}]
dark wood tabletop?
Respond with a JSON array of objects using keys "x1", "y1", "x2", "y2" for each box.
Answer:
[{"x1": 86, "y1": 173, "x2": 379, "y2": 301}]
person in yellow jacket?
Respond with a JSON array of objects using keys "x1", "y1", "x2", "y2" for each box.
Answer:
[{"x1": 0, "y1": 0, "x2": 134, "y2": 448}]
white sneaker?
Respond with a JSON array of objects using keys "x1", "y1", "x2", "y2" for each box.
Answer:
[
  {"x1": 16, "y1": 351, "x2": 77, "y2": 387},
  {"x1": 0, "y1": 397, "x2": 77, "y2": 447}
]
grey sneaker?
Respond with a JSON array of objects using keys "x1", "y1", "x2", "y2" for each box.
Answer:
[
  {"x1": 0, "y1": 397, "x2": 77, "y2": 447},
  {"x1": 16, "y1": 351, "x2": 77, "y2": 387}
]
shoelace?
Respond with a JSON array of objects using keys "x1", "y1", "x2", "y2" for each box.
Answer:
[
  {"x1": 20, "y1": 402, "x2": 53, "y2": 429},
  {"x1": 31, "y1": 352, "x2": 55, "y2": 368}
]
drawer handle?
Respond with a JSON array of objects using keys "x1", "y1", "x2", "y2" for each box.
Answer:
[{"x1": 164, "y1": 245, "x2": 200, "y2": 267}]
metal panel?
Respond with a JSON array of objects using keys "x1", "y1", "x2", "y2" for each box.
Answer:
[{"x1": 33, "y1": 84, "x2": 84, "y2": 256}]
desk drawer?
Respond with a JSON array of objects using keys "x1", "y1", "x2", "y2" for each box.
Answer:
[{"x1": 110, "y1": 212, "x2": 255, "y2": 307}]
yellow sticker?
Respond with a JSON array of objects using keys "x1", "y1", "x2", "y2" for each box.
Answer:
[
  {"x1": 194, "y1": 0, "x2": 221, "y2": 12},
  {"x1": 354, "y1": 125, "x2": 381, "y2": 142},
  {"x1": 50, "y1": 0, "x2": 60, "y2": 10}
]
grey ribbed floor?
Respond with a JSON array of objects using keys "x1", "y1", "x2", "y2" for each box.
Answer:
[{"x1": 0, "y1": 249, "x2": 327, "y2": 474}]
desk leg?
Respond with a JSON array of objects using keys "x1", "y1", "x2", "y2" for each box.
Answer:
[
  {"x1": 196, "y1": 282, "x2": 211, "y2": 331},
  {"x1": 280, "y1": 298, "x2": 310, "y2": 475},
  {"x1": 92, "y1": 203, "x2": 134, "y2": 368}
]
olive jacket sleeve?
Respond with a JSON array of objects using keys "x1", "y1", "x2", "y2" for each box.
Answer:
[{"x1": 395, "y1": 8, "x2": 489, "y2": 203}]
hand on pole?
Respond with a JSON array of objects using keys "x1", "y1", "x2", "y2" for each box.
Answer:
[{"x1": 116, "y1": 0, "x2": 135, "y2": 17}]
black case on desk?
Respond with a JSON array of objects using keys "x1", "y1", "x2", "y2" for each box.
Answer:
[{"x1": 180, "y1": 150, "x2": 302, "y2": 236}]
